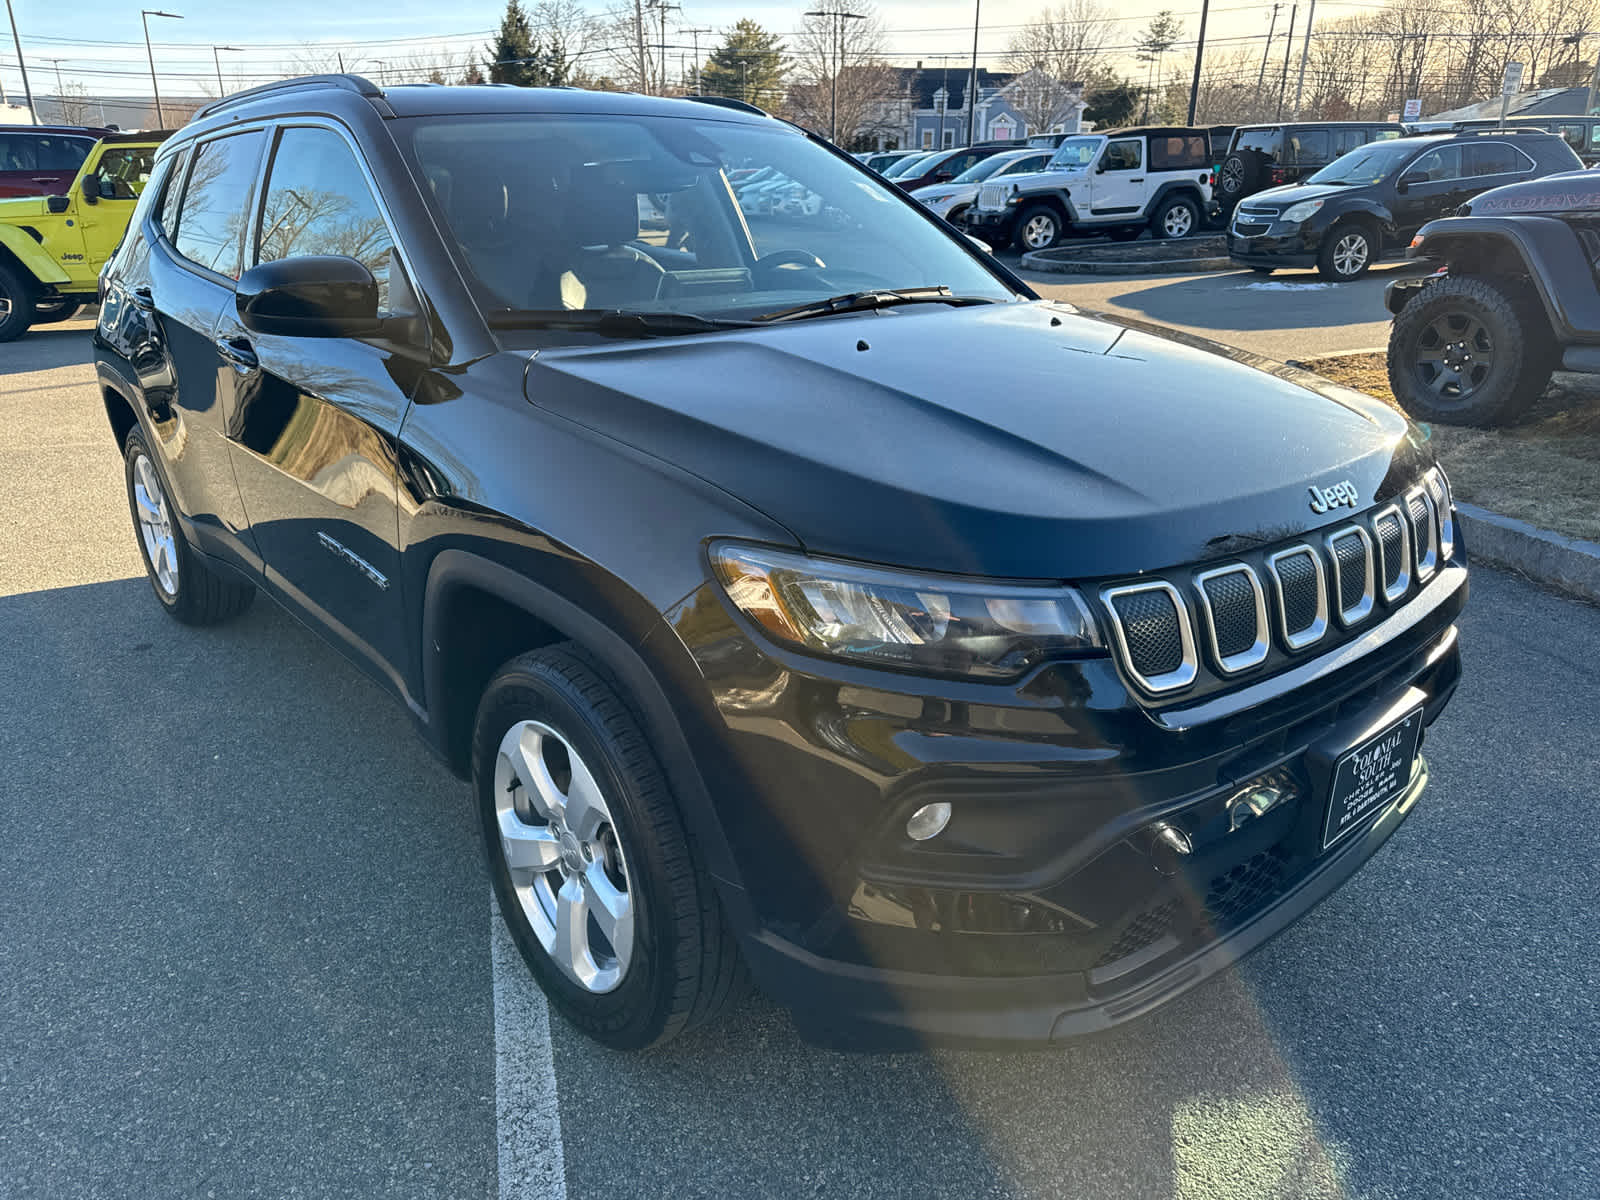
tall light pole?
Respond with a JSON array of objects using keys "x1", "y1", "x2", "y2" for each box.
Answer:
[
  {"x1": 45, "y1": 57, "x2": 65, "y2": 119},
  {"x1": 141, "y1": 10, "x2": 181, "y2": 128},
  {"x1": 967, "y1": 0, "x2": 981, "y2": 144},
  {"x1": 213, "y1": 44, "x2": 243, "y2": 96},
  {"x1": 1186, "y1": 0, "x2": 1211, "y2": 124},
  {"x1": 805, "y1": 9, "x2": 864, "y2": 144},
  {"x1": 5, "y1": 0, "x2": 37, "y2": 122},
  {"x1": 1291, "y1": 0, "x2": 1316, "y2": 118}
]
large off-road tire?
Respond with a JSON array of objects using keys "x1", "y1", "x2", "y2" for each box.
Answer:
[
  {"x1": 1015, "y1": 204, "x2": 1064, "y2": 251},
  {"x1": 122, "y1": 429, "x2": 256, "y2": 624},
  {"x1": 0, "y1": 262, "x2": 36, "y2": 342},
  {"x1": 1387, "y1": 274, "x2": 1554, "y2": 427},
  {"x1": 1217, "y1": 150, "x2": 1262, "y2": 204},
  {"x1": 1317, "y1": 220, "x2": 1376, "y2": 280},
  {"x1": 1149, "y1": 194, "x2": 1199, "y2": 240},
  {"x1": 474, "y1": 646, "x2": 747, "y2": 1049}
]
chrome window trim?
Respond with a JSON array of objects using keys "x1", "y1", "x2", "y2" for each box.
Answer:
[
  {"x1": 1192, "y1": 563, "x2": 1269, "y2": 675},
  {"x1": 1324, "y1": 524, "x2": 1376, "y2": 628},
  {"x1": 1407, "y1": 486, "x2": 1439, "y2": 583},
  {"x1": 1100, "y1": 580, "x2": 1199, "y2": 695},
  {"x1": 1426, "y1": 467, "x2": 1455, "y2": 560},
  {"x1": 1372, "y1": 504, "x2": 1412, "y2": 604},
  {"x1": 1266, "y1": 545, "x2": 1329, "y2": 651}
]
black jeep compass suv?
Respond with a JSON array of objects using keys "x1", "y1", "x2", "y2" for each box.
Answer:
[{"x1": 94, "y1": 75, "x2": 1466, "y2": 1049}]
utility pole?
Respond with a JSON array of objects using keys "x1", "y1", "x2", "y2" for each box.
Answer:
[
  {"x1": 645, "y1": 0, "x2": 679, "y2": 95},
  {"x1": 6, "y1": 0, "x2": 37, "y2": 122},
  {"x1": 683, "y1": 27, "x2": 710, "y2": 94},
  {"x1": 805, "y1": 9, "x2": 865, "y2": 144},
  {"x1": 1186, "y1": 0, "x2": 1211, "y2": 124},
  {"x1": 141, "y1": 9, "x2": 182, "y2": 128},
  {"x1": 1275, "y1": 3, "x2": 1296, "y2": 120},
  {"x1": 1291, "y1": 0, "x2": 1316, "y2": 118},
  {"x1": 1255, "y1": 2, "x2": 1280, "y2": 108},
  {"x1": 45, "y1": 57, "x2": 64, "y2": 119},
  {"x1": 939, "y1": 56, "x2": 949, "y2": 149},
  {"x1": 967, "y1": 0, "x2": 981, "y2": 144}
]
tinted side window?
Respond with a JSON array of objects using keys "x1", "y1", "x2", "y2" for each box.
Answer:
[
  {"x1": 1233, "y1": 128, "x2": 1281, "y2": 158},
  {"x1": 92, "y1": 147, "x2": 158, "y2": 201},
  {"x1": 257, "y1": 126, "x2": 396, "y2": 310},
  {"x1": 151, "y1": 148, "x2": 189, "y2": 238},
  {"x1": 1333, "y1": 129, "x2": 1365, "y2": 157},
  {"x1": 1409, "y1": 146, "x2": 1463, "y2": 182},
  {"x1": 1466, "y1": 142, "x2": 1531, "y2": 177},
  {"x1": 1556, "y1": 123, "x2": 1586, "y2": 152},
  {"x1": 1101, "y1": 139, "x2": 1142, "y2": 171},
  {"x1": 1370, "y1": 128, "x2": 1401, "y2": 142},
  {"x1": 1148, "y1": 135, "x2": 1207, "y2": 169},
  {"x1": 173, "y1": 132, "x2": 265, "y2": 279},
  {"x1": 939, "y1": 152, "x2": 984, "y2": 176},
  {"x1": 1288, "y1": 129, "x2": 1330, "y2": 163}
]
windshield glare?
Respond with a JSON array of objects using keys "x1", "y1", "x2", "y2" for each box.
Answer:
[
  {"x1": 1049, "y1": 137, "x2": 1102, "y2": 168},
  {"x1": 884, "y1": 152, "x2": 938, "y2": 178},
  {"x1": 401, "y1": 114, "x2": 1013, "y2": 329},
  {"x1": 1307, "y1": 140, "x2": 1424, "y2": 185}
]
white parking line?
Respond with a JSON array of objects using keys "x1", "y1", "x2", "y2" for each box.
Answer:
[{"x1": 491, "y1": 892, "x2": 567, "y2": 1199}]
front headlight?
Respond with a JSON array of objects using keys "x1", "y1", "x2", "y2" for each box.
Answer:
[
  {"x1": 710, "y1": 542, "x2": 1101, "y2": 679},
  {"x1": 1280, "y1": 198, "x2": 1325, "y2": 223}
]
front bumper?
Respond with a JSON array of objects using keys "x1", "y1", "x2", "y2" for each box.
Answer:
[
  {"x1": 1227, "y1": 219, "x2": 1321, "y2": 268},
  {"x1": 961, "y1": 208, "x2": 1018, "y2": 243}
]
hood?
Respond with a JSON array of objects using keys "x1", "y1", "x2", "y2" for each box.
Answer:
[
  {"x1": 1238, "y1": 183, "x2": 1345, "y2": 210},
  {"x1": 0, "y1": 196, "x2": 51, "y2": 220},
  {"x1": 911, "y1": 183, "x2": 974, "y2": 200},
  {"x1": 522, "y1": 302, "x2": 1428, "y2": 580},
  {"x1": 1459, "y1": 169, "x2": 1600, "y2": 216}
]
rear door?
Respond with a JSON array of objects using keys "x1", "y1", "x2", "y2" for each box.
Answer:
[
  {"x1": 1464, "y1": 141, "x2": 1536, "y2": 193},
  {"x1": 213, "y1": 122, "x2": 419, "y2": 688},
  {"x1": 1089, "y1": 138, "x2": 1146, "y2": 215},
  {"x1": 0, "y1": 132, "x2": 95, "y2": 198}
]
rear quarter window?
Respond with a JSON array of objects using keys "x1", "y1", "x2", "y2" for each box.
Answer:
[
  {"x1": 1149, "y1": 135, "x2": 1208, "y2": 169},
  {"x1": 1286, "y1": 129, "x2": 1330, "y2": 164},
  {"x1": 1232, "y1": 128, "x2": 1282, "y2": 159}
]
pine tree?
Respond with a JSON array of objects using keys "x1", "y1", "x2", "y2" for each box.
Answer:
[
  {"x1": 700, "y1": 20, "x2": 786, "y2": 108},
  {"x1": 1134, "y1": 11, "x2": 1183, "y2": 122},
  {"x1": 487, "y1": 0, "x2": 547, "y2": 87}
]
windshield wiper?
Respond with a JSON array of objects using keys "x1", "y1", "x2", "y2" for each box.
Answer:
[
  {"x1": 754, "y1": 287, "x2": 998, "y2": 324},
  {"x1": 485, "y1": 308, "x2": 757, "y2": 337}
]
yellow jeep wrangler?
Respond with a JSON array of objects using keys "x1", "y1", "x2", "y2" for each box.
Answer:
[{"x1": 0, "y1": 130, "x2": 169, "y2": 341}]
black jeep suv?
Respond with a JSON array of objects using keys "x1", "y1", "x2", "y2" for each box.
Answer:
[
  {"x1": 1386, "y1": 171, "x2": 1600, "y2": 425},
  {"x1": 1228, "y1": 128, "x2": 1582, "y2": 280},
  {"x1": 1215, "y1": 122, "x2": 1405, "y2": 212},
  {"x1": 95, "y1": 75, "x2": 1466, "y2": 1050}
]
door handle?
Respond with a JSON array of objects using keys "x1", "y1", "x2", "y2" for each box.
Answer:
[
  {"x1": 216, "y1": 335, "x2": 259, "y2": 374},
  {"x1": 32, "y1": 176, "x2": 58, "y2": 184},
  {"x1": 131, "y1": 286, "x2": 155, "y2": 311},
  {"x1": 1130, "y1": 177, "x2": 1144, "y2": 182}
]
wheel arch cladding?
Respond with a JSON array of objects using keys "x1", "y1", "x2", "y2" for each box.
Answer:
[{"x1": 102, "y1": 385, "x2": 138, "y2": 449}]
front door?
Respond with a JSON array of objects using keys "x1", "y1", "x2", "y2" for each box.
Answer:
[
  {"x1": 73, "y1": 143, "x2": 161, "y2": 281},
  {"x1": 216, "y1": 123, "x2": 418, "y2": 691},
  {"x1": 1090, "y1": 138, "x2": 1146, "y2": 215},
  {"x1": 1392, "y1": 145, "x2": 1473, "y2": 236}
]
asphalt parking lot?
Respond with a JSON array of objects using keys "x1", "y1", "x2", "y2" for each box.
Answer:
[{"x1": 4, "y1": 309, "x2": 1599, "y2": 1199}]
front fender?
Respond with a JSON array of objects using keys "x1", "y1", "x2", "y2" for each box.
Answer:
[
  {"x1": 1414, "y1": 216, "x2": 1600, "y2": 340},
  {"x1": 1010, "y1": 187, "x2": 1078, "y2": 223},
  {"x1": 0, "y1": 224, "x2": 70, "y2": 285}
]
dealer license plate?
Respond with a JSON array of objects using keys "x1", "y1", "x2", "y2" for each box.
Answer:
[{"x1": 1323, "y1": 707, "x2": 1423, "y2": 850}]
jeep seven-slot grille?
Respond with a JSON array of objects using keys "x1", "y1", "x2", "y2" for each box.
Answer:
[{"x1": 1100, "y1": 492, "x2": 1450, "y2": 696}]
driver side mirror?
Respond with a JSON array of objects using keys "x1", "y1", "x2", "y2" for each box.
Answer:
[
  {"x1": 81, "y1": 175, "x2": 100, "y2": 204},
  {"x1": 236, "y1": 255, "x2": 382, "y2": 338},
  {"x1": 1397, "y1": 172, "x2": 1427, "y2": 193}
]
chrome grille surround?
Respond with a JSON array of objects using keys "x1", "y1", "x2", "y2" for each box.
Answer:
[
  {"x1": 1407, "y1": 486, "x2": 1439, "y2": 583},
  {"x1": 1100, "y1": 581, "x2": 1198, "y2": 694},
  {"x1": 1266, "y1": 546, "x2": 1329, "y2": 651},
  {"x1": 1425, "y1": 467, "x2": 1455, "y2": 560},
  {"x1": 1324, "y1": 524, "x2": 1376, "y2": 628},
  {"x1": 1193, "y1": 563, "x2": 1269, "y2": 675},
  {"x1": 1372, "y1": 504, "x2": 1412, "y2": 604}
]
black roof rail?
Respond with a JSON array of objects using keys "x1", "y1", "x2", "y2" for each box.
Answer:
[
  {"x1": 190, "y1": 73, "x2": 384, "y2": 123},
  {"x1": 685, "y1": 94, "x2": 768, "y2": 117}
]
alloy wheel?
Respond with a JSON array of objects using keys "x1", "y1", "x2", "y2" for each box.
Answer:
[
  {"x1": 1022, "y1": 214, "x2": 1057, "y2": 249},
  {"x1": 1220, "y1": 160, "x2": 1244, "y2": 193},
  {"x1": 1411, "y1": 311, "x2": 1494, "y2": 402},
  {"x1": 1163, "y1": 205, "x2": 1194, "y2": 238},
  {"x1": 493, "y1": 719, "x2": 634, "y2": 993},
  {"x1": 132, "y1": 452, "x2": 179, "y2": 598},
  {"x1": 1332, "y1": 232, "x2": 1370, "y2": 277}
]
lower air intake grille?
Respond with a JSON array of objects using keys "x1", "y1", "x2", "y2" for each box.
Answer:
[
  {"x1": 1093, "y1": 900, "x2": 1179, "y2": 969},
  {"x1": 1204, "y1": 846, "x2": 1290, "y2": 929}
]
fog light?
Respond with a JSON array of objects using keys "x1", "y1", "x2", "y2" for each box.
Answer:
[{"x1": 906, "y1": 802, "x2": 952, "y2": 841}]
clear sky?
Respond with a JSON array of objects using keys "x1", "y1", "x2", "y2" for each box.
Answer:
[{"x1": 2, "y1": 0, "x2": 1391, "y2": 101}]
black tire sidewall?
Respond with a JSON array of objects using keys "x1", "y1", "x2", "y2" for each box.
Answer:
[
  {"x1": 0, "y1": 262, "x2": 35, "y2": 342},
  {"x1": 473, "y1": 654, "x2": 695, "y2": 1049}
]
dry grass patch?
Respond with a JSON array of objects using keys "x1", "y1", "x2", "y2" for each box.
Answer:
[{"x1": 1301, "y1": 352, "x2": 1600, "y2": 544}]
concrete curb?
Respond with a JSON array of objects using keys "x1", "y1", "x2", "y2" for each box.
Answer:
[
  {"x1": 1019, "y1": 249, "x2": 1234, "y2": 275},
  {"x1": 1456, "y1": 502, "x2": 1600, "y2": 605}
]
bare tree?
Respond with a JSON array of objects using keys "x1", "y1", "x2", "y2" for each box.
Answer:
[
  {"x1": 54, "y1": 82, "x2": 93, "y2": 125},
  {"x1": 788, "y1": 3, "x2": 889, "y2": 142},
  {"x1": 1003, "y1": 1, "x2": 1114, "y2": 87}
]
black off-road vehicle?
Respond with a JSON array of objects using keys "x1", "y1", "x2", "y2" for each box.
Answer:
[{"x1": 1386, "y1": 170, "x2": 1600, "y2": 425}]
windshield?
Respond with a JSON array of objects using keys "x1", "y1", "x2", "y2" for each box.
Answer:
[
  {"x1": 953, "y1": 154, "x2": 1026, "y2": 184},
  {"x1": 883, "y1": 152, "x2": 939, "y2": 178},
  {"x1": 399, "y1": 113, "x2": 1013, "y2": 330},
  {"x1": 1049, "y1": 137, "x2": 1102, "y2": 168},
  {"x1": 1307, "y1": 139, "x2": 1427, "y2": 186}
]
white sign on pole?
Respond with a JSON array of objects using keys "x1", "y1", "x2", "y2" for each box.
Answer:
[
  {"x1": 1502, "y1": 61, "x2": 1525, "y2": 96},
  {"x1": 1402, "y1": 98, "x2": 1422, "y2": 121}
]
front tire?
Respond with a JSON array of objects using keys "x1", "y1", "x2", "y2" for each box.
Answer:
[
  {"x1": 1016, "y1": 204, "x2": 1064, "y2": 251},
  {"x1": 1150, "y1": 195, "x2": 1199, "y2": 240},
  {"x1": 1318, "y1": 222, "x2": 1375, "y2": 280},
  {"x1": 0, "y1": 263, "x2": 36, "y2": 342},
  {"x1": 474, "y1": 646, "x2": 746, "y2": 1049},
  {"x1": 122, "y1": 429, "x2": 256, "y2": 624},
  {"x1": 1387, "y1": 274, "x2": 1554, "y2": 427}
]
